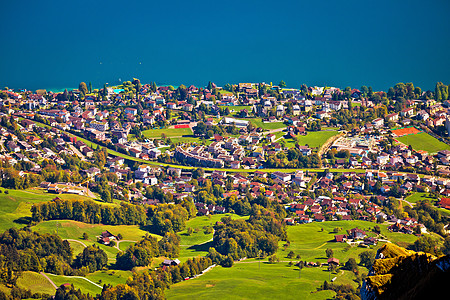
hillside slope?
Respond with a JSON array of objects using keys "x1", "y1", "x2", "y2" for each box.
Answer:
[{"x1": 361, "y1": 243, "x2": 450, "y2": 300}]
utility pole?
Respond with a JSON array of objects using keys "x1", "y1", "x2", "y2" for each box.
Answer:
[{"x1": 258, "y1": 250, "x2": 262, "y2": 270}]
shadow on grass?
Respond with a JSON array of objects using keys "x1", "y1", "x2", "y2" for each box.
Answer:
[
  {"x1": 187, "y1": 241, "x2": 213, "y2": 252},
  {"x1": 14, "y1": 216, "x2": 32, "y2": 225}
]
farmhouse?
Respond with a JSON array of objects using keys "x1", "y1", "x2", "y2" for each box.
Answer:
[{"x1": 98, "y1": 231, "x2": 117, "y2": 245}]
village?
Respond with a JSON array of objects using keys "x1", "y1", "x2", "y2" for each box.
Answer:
[{"x1": 1, "y1": 82, "x2": 450, "y2": 227}]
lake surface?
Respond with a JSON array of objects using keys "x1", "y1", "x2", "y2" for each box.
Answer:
[{"x1": 1, "y1": 0, "x2": 450, "y2": 92}]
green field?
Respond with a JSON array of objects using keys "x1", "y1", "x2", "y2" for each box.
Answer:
[
  {"x1": 0, "y1": 189, "x2": 92, "y2": 231},
  {"x1": 178, "y1": 214, "x2": 248, "y2": 261},
  {"x1": 405, "y1": 192, "x2": 436, "y2": 205},
  {"x1": 32, "y1": 220, "x2": 160, "y2": 261},
  {"x1": 396, "y1": 132, "x2": 450, "y2": 154},
  {"x1": 142, "y1": 127, "x2": 193, "y2": 138},
  {"x1": 86, "y1": 269, "x2": 133, "y2": 287},
  {"x1": 285, "y1": 130, "x2": 339, "y2": 148},
  {"x1": 17, "y1": 271, "x2": 56, "y2": 295},
  {"x1": 251, "y1": 118, "x2": 287, "y2": 130},
  {"x1": 44, "y1": 273, "x2": 103, "y2": 296},
  {"x1": 169, "y1": 220, "x2": 419, "y2": 299},
  {"x1": 166, "y1": 261, "x2": 336, "y2": 300},
  {"x1": 278, "y1": 220, "x2": 417, "y2": 262}
]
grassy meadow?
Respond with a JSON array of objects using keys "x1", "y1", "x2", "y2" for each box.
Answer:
[
  {"x1": 17, "y1": 271, "x2": 56, "y2": 295},
  {"x1": 168, "y1": 220, "x2": 419, "y2": 299},
  {"x1": 178, "y1": 213, "x2": 248, "y2": 262},
  {"x1": 32, "y1": 220, "x2": 160, "y2": 261},
  {"x1": 0, "y1": 188, "x2": 92, "y2": 231},
  {"x1": 396, "y1": 132, "x2": 450, "y2": 154},
  {"x1": 285, "y1": 130, "x2": 339, "y2": 148},
  {"x1": 166, "y1": 261, "x2": 336, "y2": 300}
]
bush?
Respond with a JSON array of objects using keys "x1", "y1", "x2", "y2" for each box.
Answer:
[{"x1": 221, "y1": 255, "x2": 234, "y2": 267}]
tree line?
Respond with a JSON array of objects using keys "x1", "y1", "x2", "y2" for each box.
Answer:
[
  {"x1": 0, "y1": 228, "x2": 109, "y2": 289},
  {"x1": 209, "y1": 204, "x2": 287, "y2": 265},
  {"x1": 31, "y1": 198, "x2": 147, "y2": 226},
  {"x1": 116, "y1": 232, "x2": 180, "y2": 270}
]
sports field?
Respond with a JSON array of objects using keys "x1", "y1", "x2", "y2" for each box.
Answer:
[
  {"x1": 142, "y1": 127, "x2": 193, "y2": 138},
  {"x1": 391, "y1": 126, "x2": 421, "y2": 137},
  {"x1": 396, "y1": 132, "x2": 450, "y2": 154}
]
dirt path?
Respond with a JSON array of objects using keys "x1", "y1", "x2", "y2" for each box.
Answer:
[
  {"x1": 115, "y1": 239, "x2": 137, "y2": 251},
  {"x1": 44, "y1": 272, "x2": 103, "y2": 289},
  {"x1": 40, "y1": 272, "x2": 58, "y2": 289},
  {"x1": 65, "y1": 239, "x2": 88, "y2": 248}
]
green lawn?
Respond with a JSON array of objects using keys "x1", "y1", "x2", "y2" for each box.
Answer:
[
  {"x1": 44, "y1": 273, "x2": 103, "y2": 296},
  {"x1": 142, "y1": 127, "x2": 193, "y2": 138},
  {"x1": 285, "y1": 130, "x2": 339, "y2": 148},
  {"x1": 396, "y1": 132, "x2": 450, "y2": 154},
  {"x1": 178, "y1": 214, "x2": 248, "y2": 261},
  {"x1": 0, "y1": 188, "x2": 92, "y2": 232},
  {"x1": 32, "y1": 220, "x2": 161, "y2": 261},
  {"x1": 251, "y1": 118, "x2": 287, "y2": 130},
  {"x1": 169, "y1": 220, "x2": 419, "y2": 299},
  {"x1": 405, "y1": 192, "x2": 436, "y2": 205},
  {"x1": 17, "y1": 271, "x2": 56, "y2": 295},
  {"x1": 166, "y1": 262, "x2": 336, "y2": 300},
  {"x1": 86, "y1": 269, "x2": 133, "y2": 287}
]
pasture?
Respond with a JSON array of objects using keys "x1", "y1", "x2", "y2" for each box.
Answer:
[
  {"x1": 166, "y1": 261, "x2": 336, "y2": 300},
  {"x1": 0, "y1": 188, "x2": 91, "y2": 232},
  {"x1": 31, "y1": 220, "x2": 160, "y2": 261},
  {"x1": 178, "y1": 213, "x2": 248, "y2": 261},
  {"x1": 168, "y1": 220, "x2": 419, "y2": 299}
]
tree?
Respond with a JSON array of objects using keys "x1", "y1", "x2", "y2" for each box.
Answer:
[
  {"x1": 287, "y1": 250, "x2": 295, "y2": 259},
  {"x1": 221, "y1": 255, "x2": 234, "y2": 267},
  {"x1": 88, "y1": 82, "x2": 92, "y2": 94},
  {"x1": 279, "y1": 80, "x2": 286, "y2": 88},
  {"x1": 82, "y1": 232, "x2": 88, "y2": 240},
  {"x1": 361, "y1": 86, "x2": 369, "y2": 97},
  {"x1": 344, "y1": 258, "x2": 358, "y2": 272},
  {"x1": 442, "y1": 236, "x2": 450, "y2": 255},
  {"x1": 325, "y1": 248, "x2": 334, "y2": 258},
  {"x1": 78, "y1": 82, "x2": 88, "y2": 98},
  {"x1": 359, "y1": 250, "x2": 375, "y2": 268}
]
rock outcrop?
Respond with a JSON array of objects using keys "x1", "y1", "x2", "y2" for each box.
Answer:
[{"x1": 361, "y1": 243, "x2": 450, "y2": 300}]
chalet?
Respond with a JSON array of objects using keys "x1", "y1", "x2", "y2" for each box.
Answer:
[
  {"x1": 386, "y1": 113, "x2": 399, "y2": 122},
  {"x1": 334, "y1": 234, "x2": 348, "y2": 243},
  {"x1": 124, "y1": 107, "x2": 138, "y2": 115},
  {"x1": 327, "y1": 257, "x2": 340, "y2": 266},
  {"x1": 162, "y1": 259, "x2": 180, "y2": 267},
  {"x1": 348, "y1": 228, "x2": 366, "y2": 240},
  {"x1": 6, "y1": 141, "x2": 20, "y2": 152},
  {"x1": 98, "y1": 231, "x2": 117, "y2": 245},
  {"x1": 439, "y1": 197, "x2": 450, "y2": 210}
]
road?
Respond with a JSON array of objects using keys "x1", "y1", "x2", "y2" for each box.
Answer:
[
  {"x1": 40, "y1": 272, "x2": 58, "y2": 289},
  {"x1": 114, "y1": 239, "x2": 137, "y2": 251},
  {"x1": 26, "y1": 117, "x2": 436, "y2": 177},
  {"x1": 65, "y1": 239, "x2": 88, "y2": 248}
]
